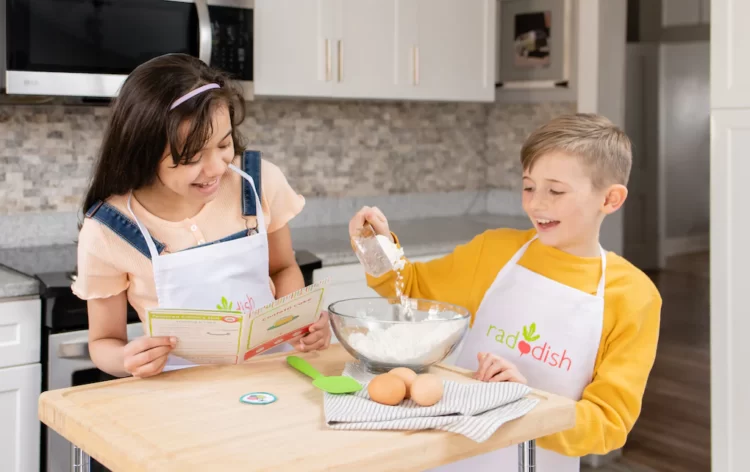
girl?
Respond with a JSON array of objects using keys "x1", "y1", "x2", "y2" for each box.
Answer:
[{"x1": 73, "y1": 54, "x2": 331, "y2": 378}]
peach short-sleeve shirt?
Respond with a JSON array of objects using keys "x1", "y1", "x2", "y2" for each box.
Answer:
[{"x1": 72, "y1": 156, "x2": 305, "y2": 321}]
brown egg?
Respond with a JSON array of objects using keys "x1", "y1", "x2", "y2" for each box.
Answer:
[
  {"x1": 388, "y1": 367, "x2": 418, "y2": 399},
  {"x1": 410, "y1": 373, "x2": 444, "y2": 407},
  {"x1": 368, "y1": 373, "x2": 406, "y2": 406}
]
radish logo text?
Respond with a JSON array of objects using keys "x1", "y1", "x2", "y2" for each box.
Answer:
[{"x1": 485, "y1": 322, "x2": 573, "y2": 371}]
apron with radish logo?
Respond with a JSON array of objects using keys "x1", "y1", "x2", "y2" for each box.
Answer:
[
  {"x1": 434, "y1": 235, "x2": 606, "y2": 472},
  {"x1": 127, "y1": 163, "x2": 293, "y2": 370}
]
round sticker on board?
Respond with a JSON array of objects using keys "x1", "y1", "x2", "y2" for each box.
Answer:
[{"x1": 240, "y1": 392, "x2": 277, "y2": 405}]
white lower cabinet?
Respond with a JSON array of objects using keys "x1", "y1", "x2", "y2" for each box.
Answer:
[{"x1": 0, "y1": 363, "x2": 41, "y2": 472}]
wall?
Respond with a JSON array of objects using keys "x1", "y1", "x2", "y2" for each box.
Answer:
[
  {"x1": 626, "y1": 0, "x2": 711, "y2": 263},
  {"x1": 0, "y1": 99, "x2": 575, "y2": 214},
  {"x1": 661, "y1": 42, "x2": 710, "y2": 240}
]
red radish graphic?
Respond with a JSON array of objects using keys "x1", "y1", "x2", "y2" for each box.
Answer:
[{"x1": 518, "y1": 323, "x2": 540, "y2": 356}]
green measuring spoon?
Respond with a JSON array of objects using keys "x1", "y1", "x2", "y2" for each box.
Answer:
[{"x1": 286, "y1": 356, "x2": 363, "y2": 394}]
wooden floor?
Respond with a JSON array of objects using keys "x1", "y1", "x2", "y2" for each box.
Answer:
[{"x1": 583, "y1": 251, "x2": 711, "y2": 472}]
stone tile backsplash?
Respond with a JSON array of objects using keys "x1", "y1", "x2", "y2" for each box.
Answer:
[{"x1": 0, "y1": 99, "x2": 575, "y2": 215}]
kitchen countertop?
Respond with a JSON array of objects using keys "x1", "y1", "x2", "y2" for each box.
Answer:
[
  {"x1": 39, "y1": 345, "x2": 576, "y2": 471},
  {"x1": 0, "y1": 265, "x2": 39, "y2": 299},
  {"x1": 292, "y1": 213, "x2": 532, "y2": 265},
  {"x1": 0, "y1": 243, "x2": 78, "y2": 299}
]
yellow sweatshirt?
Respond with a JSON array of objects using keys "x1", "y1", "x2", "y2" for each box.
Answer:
[{"x1": 367, "y1": 228, "x2": 661, "y2": 457}]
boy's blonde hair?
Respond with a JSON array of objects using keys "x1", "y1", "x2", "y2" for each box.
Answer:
[{"x1": 520, "y1": 113, "x2": 632, "y2": 188}]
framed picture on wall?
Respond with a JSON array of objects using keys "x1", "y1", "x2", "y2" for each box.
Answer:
[{"x1": 497, "y1": 0, "x2": 572, "y2": 88}]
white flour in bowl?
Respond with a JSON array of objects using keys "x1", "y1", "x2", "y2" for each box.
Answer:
[{"x1": 346, "y1": 319, "x2": 466, "y2": 364}]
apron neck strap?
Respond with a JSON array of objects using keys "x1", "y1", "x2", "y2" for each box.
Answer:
[
  {"x1": 125, "y1": 165, "x2": 267, "y2": 261},
  {"x1": 126, "y1": 193, "x2": 160, "y2": 259},
  {"x1": 511, "y1": 235, "x2": 608, "y2": 298},
  {"x1": 596, "y1": 245, "x2": 607, "y2": 298},
  {"x1": 228, "y1": 163, "x2": 267, "y2": 232}
]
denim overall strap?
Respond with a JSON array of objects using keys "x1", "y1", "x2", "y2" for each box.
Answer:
[
  {"x1": 85, "y1": 201, "x2": 167, "y2": 260},
  {"x1": 241, "y1": 150, "x2": 262, "y2": 217}
]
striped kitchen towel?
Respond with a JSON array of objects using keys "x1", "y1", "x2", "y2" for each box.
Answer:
[{"x1": 323, "y1": 363, "x2": 539, "y2": 443}]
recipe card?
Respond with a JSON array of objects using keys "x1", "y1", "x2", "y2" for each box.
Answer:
[{"x1": 147, "y1": 278, "x2": 330, "y2": 365}]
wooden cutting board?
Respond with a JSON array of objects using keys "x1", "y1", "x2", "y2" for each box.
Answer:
[{"x1": 38, "y1": 344, "x2": 575, "y2": 471}]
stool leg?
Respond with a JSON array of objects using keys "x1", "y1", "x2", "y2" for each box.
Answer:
[{"x1": 518, "y1": 440, "x2": 536, "y2": 471}]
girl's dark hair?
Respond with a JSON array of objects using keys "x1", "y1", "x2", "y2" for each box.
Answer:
[{"x1": 81, "y1": 53, "x2": 247, "y2": 215}]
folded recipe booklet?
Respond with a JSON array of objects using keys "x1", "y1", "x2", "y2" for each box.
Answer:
[{"x1": 146, "y1": 278, "x2": 330, "y2": 365}]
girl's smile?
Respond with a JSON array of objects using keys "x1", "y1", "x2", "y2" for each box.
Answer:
[{"x1": 191, "y1": 177, "x2": 221, "y2": 195}]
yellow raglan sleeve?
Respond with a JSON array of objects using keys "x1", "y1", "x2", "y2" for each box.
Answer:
[
  {"x1": 537, "y1": 283, "x2": 662, "y2": 456},
  {"x1": 365, "y1": 232, "x2": 486, "y2": 316}
]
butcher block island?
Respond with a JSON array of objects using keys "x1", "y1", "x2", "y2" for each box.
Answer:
[{"x1": 38, "y1": 344, "x2": 575, "y2": 471}]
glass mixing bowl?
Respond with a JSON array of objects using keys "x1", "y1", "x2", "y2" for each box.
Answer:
[{"x1": 328, "y1": 297, "x2": 471, "y2": 373}]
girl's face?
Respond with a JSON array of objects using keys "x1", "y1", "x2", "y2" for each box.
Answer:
[{"x1": 156, "y1": 104, "x2": 235, "y2": 203}]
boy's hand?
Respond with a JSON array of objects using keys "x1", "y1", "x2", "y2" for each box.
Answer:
[
  {"x1": 349, "y1": 206, "x2": 393, "y2": 242},
  {"x1": 293, "y1": 311, "x2": 332, "y2": 352},
  {"x1": 123, "y1": 336, "x2": 176, "y2": 378},
  {"x1": 474, "y1": 352, "x2": 527, "y2": 384}
]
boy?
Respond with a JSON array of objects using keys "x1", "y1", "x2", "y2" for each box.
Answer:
[{"x1": 348, "y1": 113, "x2": 661, "y2": 472}]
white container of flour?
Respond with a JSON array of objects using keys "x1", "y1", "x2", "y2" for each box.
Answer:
[{"x1": 351, "y1": 224, "x2": 406, "y2": 278}]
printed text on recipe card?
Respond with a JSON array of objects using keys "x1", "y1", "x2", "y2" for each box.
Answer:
[{"x1": 149, "y1": 313, "x2": 243, "y2": 363}]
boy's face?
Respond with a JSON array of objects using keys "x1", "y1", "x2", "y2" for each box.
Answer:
[{"x1": 522, "y1": 152, "x2": 620, "y2": 257}]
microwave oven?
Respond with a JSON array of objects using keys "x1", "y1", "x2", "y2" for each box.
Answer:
[{"x1": 1, "y1": 0, "x2": 254, "y2": 99}]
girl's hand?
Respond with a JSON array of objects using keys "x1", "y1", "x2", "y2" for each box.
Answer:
[
  {"x1": 349, "y1": 206, "x2": 393, "y2": 242},
  {"x1": 474, "y1": 352, "x2": 527, "y2": 384},
  {"x1": 123, "y1": 336, "x2": 177, "y2": 378},
  {"x1": 294, "y1": 311, "x2": 332, "y2": 352}
]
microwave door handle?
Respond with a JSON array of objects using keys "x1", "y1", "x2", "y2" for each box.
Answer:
[{"x1": 195, "y1": 0, "x2": 212, "y2": 64}]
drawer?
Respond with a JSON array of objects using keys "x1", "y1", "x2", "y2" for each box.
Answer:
[{"x1": 0, "y1": 299, "x2": 41, "y2": 368}]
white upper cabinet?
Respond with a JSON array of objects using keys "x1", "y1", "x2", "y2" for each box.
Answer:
[
  {"x1": 254, "y1": 0, "x2": 336, "y2": 98},
  {"x1": 254, "y1": 0, "x2": 496, "y2": 102},
  {"x1": 333, "y1": 0, "x2": 400, "y2": 99},
  {"x1": 409, "y1": 0, "x2": 496, "y2": 102},
  {"x1": 711, "y1": 0, "x2": 750, "y2": 108}
]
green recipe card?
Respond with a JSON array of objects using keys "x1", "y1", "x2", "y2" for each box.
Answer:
[{"x1": 147, "y1": 278, "x2": 330, "y2": 365}]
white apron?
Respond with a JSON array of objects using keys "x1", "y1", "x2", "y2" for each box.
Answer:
[
  {"x1": 127, "y1": 163, "x2": 293, "y2": 370},
  {"x1": 434, "y1": 236, "x2": 606, "y2": 472}
]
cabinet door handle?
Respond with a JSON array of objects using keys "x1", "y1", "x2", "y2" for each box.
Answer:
[
  {"x1": 413, "y1": 46, "x2": 420, "y2": 86},
  {"x1": 338, "y1": 39, "x2": 343, "y2": 82},
  {"x1": 326, "y1": 39, "x2": 332, "y2": 81}
]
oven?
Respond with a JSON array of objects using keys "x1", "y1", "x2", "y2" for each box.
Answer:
[{"x1": 1, "y1": 0, "x2": 254, "y2": 98}]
